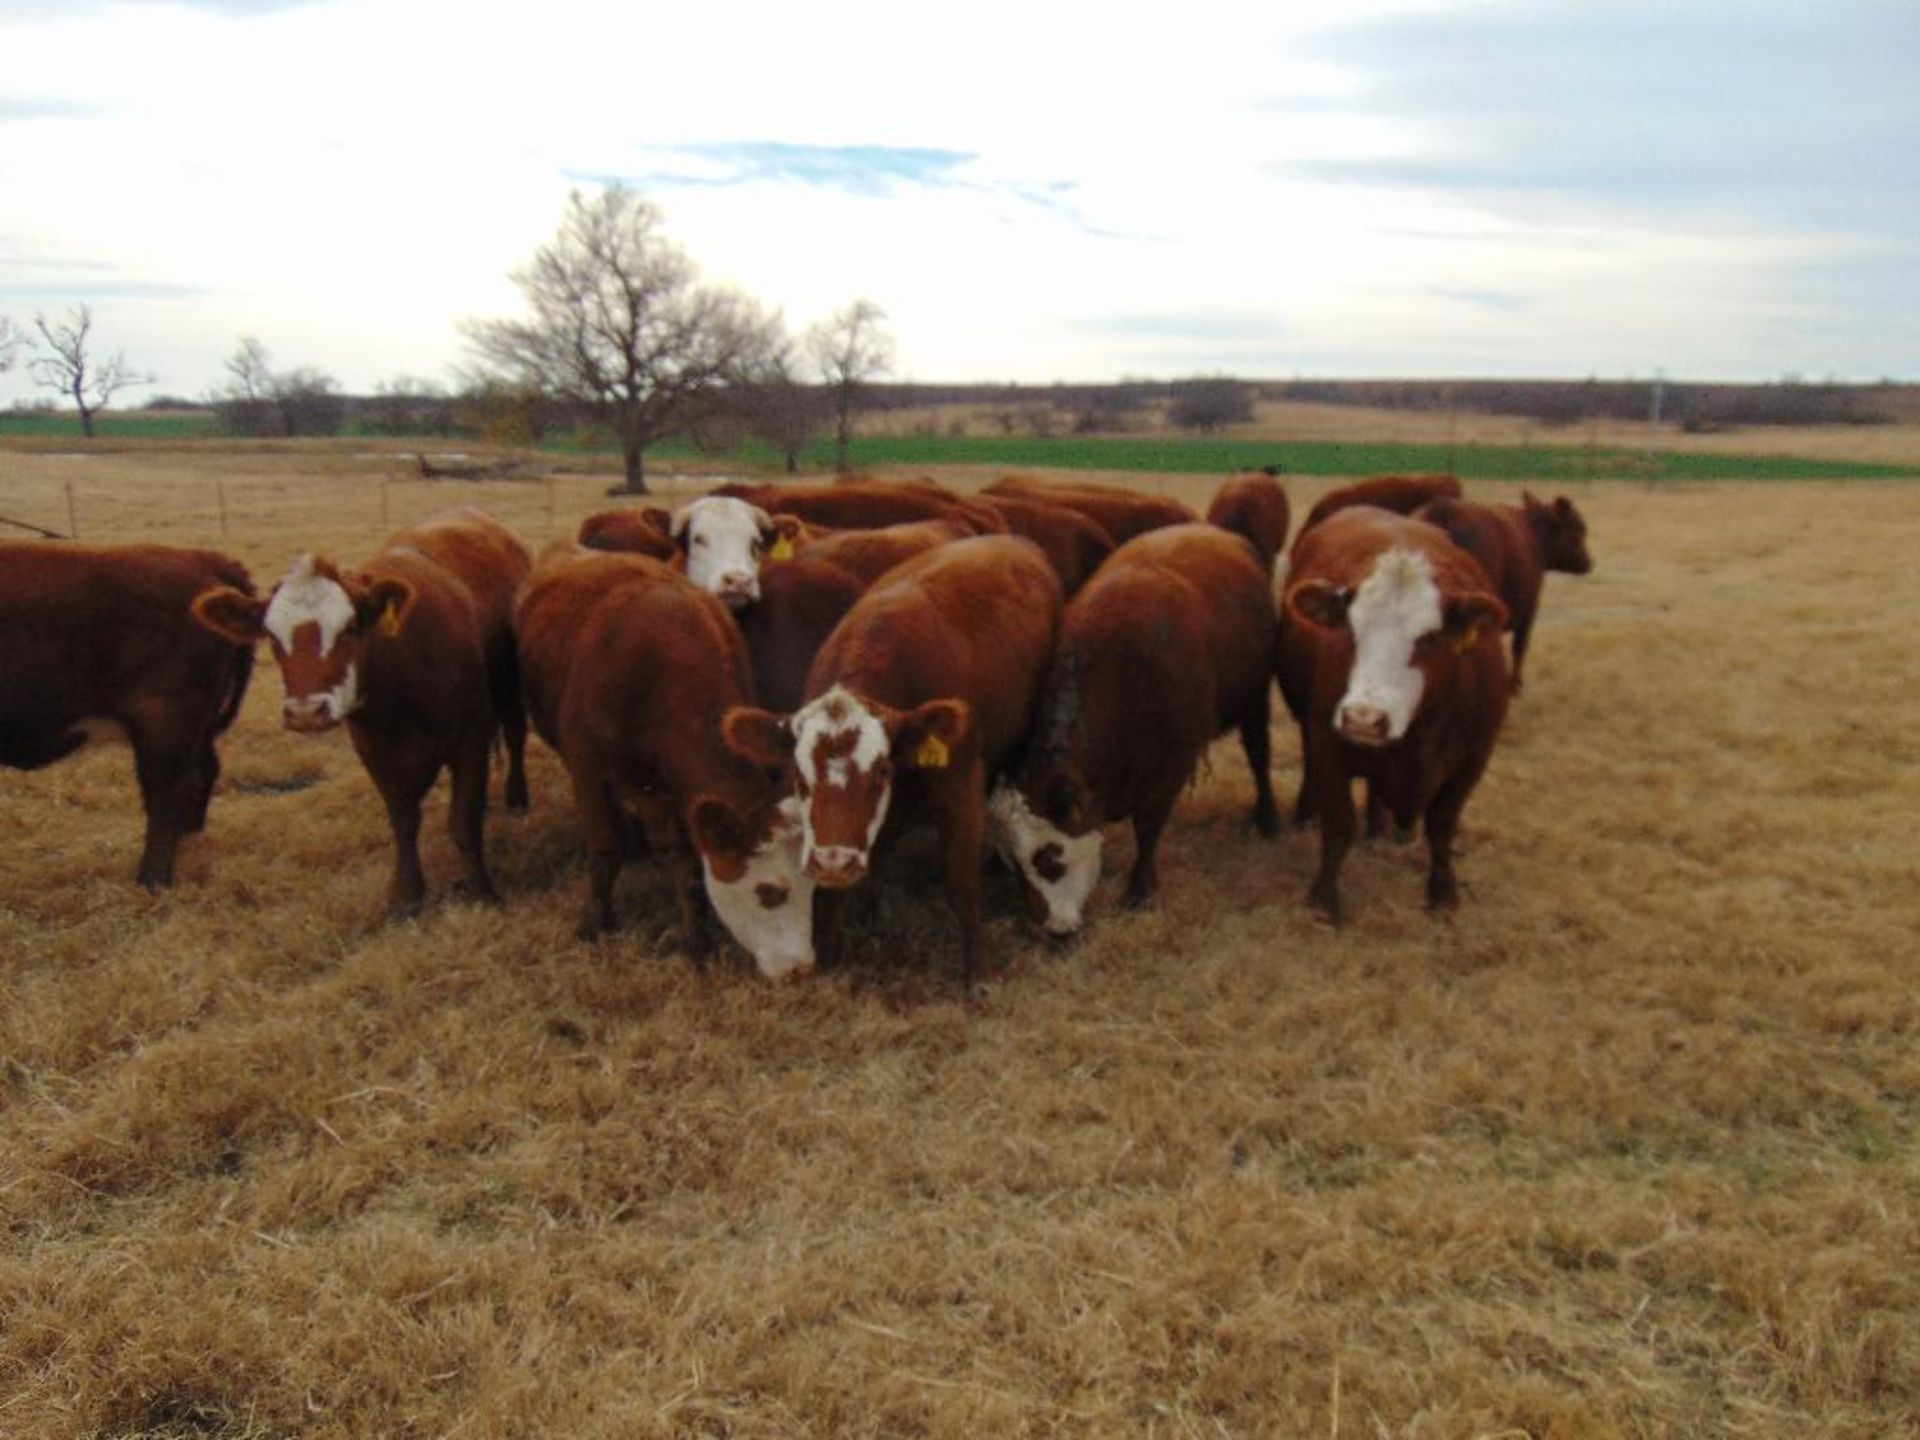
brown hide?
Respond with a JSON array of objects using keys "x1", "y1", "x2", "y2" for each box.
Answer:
[
  {"x1": 972, "y1": 495, "x2": 1115, "y2": 594},
  {"x1": 795, "y1": 518, "x2": 973, "y2": 587},
  {"x1": 1204, "y1": 473, "x2": 1291, "y2": 570},
  {"x1": 1, "y1": 542, "x2": 256, "y2": 888},
  {"x1": 578, "y1": 507, "x2": 675, "y2": 559},
  {"x1": 512, "y1": 546, "x2": 789, "y2": 953},
  {"x1": 711, "y1": 479, "x2": 1005, "y2": 534},
  {"x1": 1277, "y1": 508, "x2": 1509, "y2": 923},
  {"x1": 1013, "y1": 525, "x2": 1279, "y2": 915},
  {"x1": 982, "y1": 475, "x2": 1199, "y2": 543},
  {"x1": 1298, "y1": 473, "x2": 1463, "y2": 539},
  {"x1": 735, "y1": 551, "x2": 868, "y2": 712},
  {"x1": 1415, "y1": 492, "x2": 1593, "y2": 694}
]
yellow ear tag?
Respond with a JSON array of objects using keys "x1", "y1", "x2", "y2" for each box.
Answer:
[
  {"x1": 770, "y1": 535, "x2": 795, "y2": 561},
  {"x1": 914, "y1": 734, "x2": 951, "y2": 769},
  {"x1": 378, "y1": 602, "x2": 401, "y2": 638}
]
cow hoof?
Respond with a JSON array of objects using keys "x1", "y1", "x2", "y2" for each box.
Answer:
[
  {"x1": 1394, "y1": 823, "x2": 1418, "y2": 846},
  {"x1": 387, "y1": 901, "x2": 425, "y2": 924}
]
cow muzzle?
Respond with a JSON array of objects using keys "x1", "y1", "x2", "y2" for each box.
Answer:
[
  {"x1": 1336, "y1": 703, "x2": 1392, "y2": 747},
  {"x1": 716, "y1": 571, "x2": 758, "y2": 609},
  {"x1": 282, "y1": 696, "x2": 339, "y2": 733},
  {"x1": 806, "y1": 845, "x2": 868, "y2": 888}
]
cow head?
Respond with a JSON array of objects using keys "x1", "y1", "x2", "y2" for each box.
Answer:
[
  {"x1": 688, "y1": 794, "x2": 817, "y2": 979},
  {"x1": 1524, "y1": 491, "x2": 1593, "y2": 575},
  {"x1": 672, "y1": 497, "x2": 800, "y2": 609},
  {"x1": 191, "y1": 554, "x2": 413, "y2": 733},
  {"x1": 988, "y1": 777, "x2": 1102, "y2": 937},
  {"x1": 1288, "y1": 548, "x2": 1505, "y2": 747},
  {"x1": 722, "y1": 685, "x2": 968, "y2": 888}
]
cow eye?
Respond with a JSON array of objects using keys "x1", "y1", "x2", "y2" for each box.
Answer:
[{"x1": 693, "y1": 535, "x2": 709, "y2": 548}]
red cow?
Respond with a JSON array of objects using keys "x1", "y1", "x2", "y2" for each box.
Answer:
[
  {"x1": 1415, "y1": 491, "x2": 1593, "y2": 693},
  {"x1": 723, "y1": 535, "x2": 1064, "y2": 989},
  {"x1": 512, "y1": 546, "x2": 815, "y2": 976},
  {"x1": 579, "y1": 497, "x2": 806, "y2": 608},
  {"x1": 796, "y1": 517, "x2": 974, "y2": 587},
  {"x1": 982, "y1": 475, "x2": 1198, "y2": 543},
  {"x1": 1298, "y1": 473, "x2": 1463, "y2": 538},
  {"x1": 734, "y1": 550, "x2": 869, "y2": 713},
  {"x1": 1205, "y1": 472, "x2": 1291, "y2": 572},
  {"x1": 1277, "y1": 507, "x2": 1509, "y2": 923},
  {"x1": 973, "y1": 494, "x2": 1114, "y2": 594},
  {"x1": 578, "y1": 506, "x2": 675, "y2": 559},
  {"x1": 2, "y1": 542, "x2": 256, "y2": 888},
  {"x1": 712, "y1": 479, "x2": 1004, "y2": 534},
  {"x1": 991, "y1": 525, "x2": 1279, "y2": 935},
  {"x1": 191, "y1": 509, "x2": 531, "y2": 917}
]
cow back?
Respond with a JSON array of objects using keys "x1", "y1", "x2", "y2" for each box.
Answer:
[
  {"x1": 1299, "y1": 473, "x2": 1462, "y2": 538},
  {"x1": 1205, "y1": 473, "x2": 1291, "y2": 571},
  {"x1": 982, "y1": 475, "x2": 1198, "y2": 544}
]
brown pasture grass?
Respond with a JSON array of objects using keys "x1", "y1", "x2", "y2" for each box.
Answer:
[{"x1": 3, "y1": 443, "x2": 1918, "y2": 1437}]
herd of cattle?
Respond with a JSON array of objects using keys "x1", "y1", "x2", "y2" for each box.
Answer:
[{"x1": 0, "y1": 470, "x2": 1592, "y2": 988}]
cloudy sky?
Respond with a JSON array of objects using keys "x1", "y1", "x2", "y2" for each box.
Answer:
[{"x1": 2, "y1": 0, "x2": 1915, "y2": 406}]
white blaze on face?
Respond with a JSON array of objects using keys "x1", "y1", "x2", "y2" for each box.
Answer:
[
  {"x1": 263, "y1": 554, "x2": 362, "y2": 724},
  {"x1": 676, "y1": 497, "x2": 770, "y2": 609},
  {"x1": 702, "y1": 798, "x2": 818, "y2": 979},
  {"x1": 1339, "y1": 547, "x2": 1443, "y2": 744},
  {"x1": 989, "y1": 782, "x2": 1103, "y2": 936},
  {"x1": 790, "y1": 685, "x2": 893, "y2": 874}
]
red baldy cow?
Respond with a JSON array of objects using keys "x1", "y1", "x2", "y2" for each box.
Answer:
[
  {"x1": 992, "y1": 525, "x2": 1279, "y2": 935},
  {"x1": 724, "y1": 535, "x2": 1063, "y2": 989},
  {"x1": 1278, "y1": 507, "x2": 1509, "y2": 923},
  {"x1": 192, "y1": 509, "x2": 530, "y2": 916},
  {"x1": 513, "y1": 545, "x2": 815, "y2": 976},
  {"x1": 2, "y1": 542, "x2": 256, "y2": 888},
  {"x1": 1415, "y1": 491, "x2": 1593, "y2": 694}
]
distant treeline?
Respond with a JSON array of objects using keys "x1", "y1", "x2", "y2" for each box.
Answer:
[{"x1": 1266, "y1": 378, "x2": 1909, "y2": 430}]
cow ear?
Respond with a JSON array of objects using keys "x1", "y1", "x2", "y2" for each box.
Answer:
[
  {"x1": 722, "y1": 706, "x2": 795, "y2": 769},
  {"x1": 1444, "y1": 590, "x2": 1508, "y2": 649},
  {"x1": 1552, "y1": 496, "x2": 1576, "y2": 519},
  {"x1": 191, "y1": 585, "x2": 267, "y2": 645},
  {"x1": 688, "y1": 795, "x2": 753, "y2": 873},
  {"x1": 891, "y1": 698, "x2": 969, "y2": 770},
  {"x1": 1288, "y1": 579, "x2": 1352, "y2": 630},
  {"x1": 766, "y1": 513, "x2": 804, "y2": 558},
  {"x1": 355, "y1": 577, "x2": 416, "y2": 636}
]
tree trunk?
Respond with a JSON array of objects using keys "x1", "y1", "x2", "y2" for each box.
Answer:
[
  {"x1": 834, "y1": 383, "x2": 853, "y2": 473},
  {"x1": 609, "y1": 441, "x2": 649, "y2": 495}
]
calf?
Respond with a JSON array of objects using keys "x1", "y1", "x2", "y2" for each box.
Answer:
[
  {"x1": 1298, "y1": 473, "x2": 1463, "y2": 538},
  {"x1": 723, "y1": 535, "x2": 1064, "y2": 988},
  {"x1": 513, "y1": 546, "x2": 815, "y2": 977},
  {"x1": 983, "y1": 475, "x2": 1198, "y2": 544},
  {"x1": 1415, "y1": 491, "x2": 1593, "y2": 694},
  {"x1": 973, "y1": 494, "x2": 1114, "y2": 595},
  {"x1": 191, "y1": 508, "x2": 531, "y2": 917},
  {"x1": 991, "y1": 525, "x2": 1279, "y2": 935},
  {"x1": 1205, "y1": 472, "x2": 1291, "y2": 572},
  {"x1": 1277, "y1": 507, "x2": 1509, "y2": 923},
  {"x1": 1, "y1": 542, "x2": 256, "y2": 888}
]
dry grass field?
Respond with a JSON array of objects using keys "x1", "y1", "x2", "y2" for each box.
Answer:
[{"x1": 3, "y1": 441, "x2": 1918, "y2": 1438}]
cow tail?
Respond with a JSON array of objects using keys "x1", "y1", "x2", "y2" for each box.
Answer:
[{"x1": 215, "y1": 640, "x2": 255, "y2": 736}]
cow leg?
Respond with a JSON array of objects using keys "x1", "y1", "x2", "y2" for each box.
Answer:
[
  {"x1": 447, "y1": 731, "x2": 498, "y2": 905},
  {"x1": 1509, "y1": 619, "x2": 1532, "y2": 696},
  {"x1": 1423, "y1": 766, "x2": 1484, "y2": 912},
  {"x1": 936, "y1": 770, "x2": 990, "y2": 992},
  {"x1": 130, "y1": 737, "x2": 200, "y2": 891},
  {"x1": 1304, "y1": 737, "x2": 1355, "y2": 924},
  {"x1": 501, "y1": 699, "x2": 531, "y2": 814},
  {"x1": 1289, "y1": 723, "x2": 1320, "y2": 828},
  {"x1": 571, "y1": 775, "x2": 625, "y2": 939},
  {"x1": 815, "y1": 887, "x2": 852, "y2": 972},
  {"x1": 1123, "y1": 780, "x2": 1181, "y2": 908},
  {"x1": 1239, "y1": 701, "x2": 1280, "y2": 838},
  {"x1": 373, "y1": 752, "x2": 440, "y2": 921},
  {"x1": 668, "y1": 844, "x2": 716, "y2": 972}
]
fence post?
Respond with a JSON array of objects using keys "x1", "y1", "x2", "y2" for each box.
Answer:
[{"x1": 217, "y1": 480, "x2": 229, "y2": 537}]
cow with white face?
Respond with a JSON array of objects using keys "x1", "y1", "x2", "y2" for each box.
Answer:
[
  {"x1": 1277, "y1": 506, "x2": 1509, "y2": 923},
  {"x1": 722, "y1": 534, "x2": 1064, "y2": 989},
  {"x1": 672, "y1": 496, "x2": 792, "y2": 610},
  {"x1": 689, "y1": 794, "x2": 818, "y2": 979},
  {"x1": 191, "y1": 509, "x2": 533, "y2": 917},
  {"x1": 991, "y1": 524, "x2": 1280, "y2": 937}
]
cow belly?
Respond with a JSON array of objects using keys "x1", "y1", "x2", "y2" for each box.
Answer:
[{"x1": 0, "y1": 710, "x2": 99, "y2": 770}]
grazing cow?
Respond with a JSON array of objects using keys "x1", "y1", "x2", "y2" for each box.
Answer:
[
  {"x1": 191, "y1": 509, "x2": 530, "y2": 917},
  {"x1": 1298, "y1": 473, "x2": 1463, "y2": 539},
  {"x1": 1, "y1": 543, "x2": 256, "y2": 889},
  {"x1": 1205, "y1": 472, "x2": 1291, "y2": 573},
  {"x1": 1277, "y1": 507, "x2": 1509, "y2": 923},
  {"x1": 973, "y1": 494, "x2": 1115, "y2": 595},
  {"x1": 578, "y1": 506, "x2": 675, "y2": 559},
  {"x1": 723, "y1": 536, "x2": 1064, "y2": 988},
  {"x1": 712, "y1": 479, "x2": 1005, "y2": 535},
  {"x1": 513, "y1": 546, "x2": 815, "y2": 976},
  {"x1": 991, "y1": 525, "x2": 1279, "y2": 935},
  {"x1": 982, "y1": 475, "x2": 1198, "y2": 544},
  {"x1": 1415, "y1": 491, "x2": 1593, "y2": 694},
  {"x1": 796, "y1": 517, "x2": 974, "y2": 588}
]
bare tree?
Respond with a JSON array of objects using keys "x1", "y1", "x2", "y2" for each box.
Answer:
[
  {"x1": 210, "y1": 337, "x2": 344, "y2": 437},
  {"x1": 0, "y1": 316, "x2": 27, "y2": 374},
  {"x1": 28, "y1": 305, "x2": 152, "y2": 437},
  {"x1": 806, "y1": 299, "x2": 894, "y2": 473},
  {"x1": 1169, "y1": 376, "x2": 1254, "y2": 434},
  {"x1": 733, "y1": 347, "x2": 830, "y2": 474},
  {"x1": 464, "y1": 186, "x2": 783, "y2": 495}
]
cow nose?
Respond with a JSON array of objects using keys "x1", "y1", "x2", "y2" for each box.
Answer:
[
  {"x1": 282, "y1": 696, "x2": 330, "y2": 731},
  {"x1": 807, "y1": 846, "x2": 867, "y2": 888},
  {"x1": 1338, "y1": 703, "x2": 1391, "y2": 745},
  {"x1": 718, "y1": 571, "x2": 756, "y2": 604}
]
